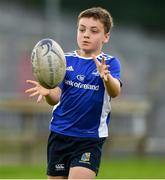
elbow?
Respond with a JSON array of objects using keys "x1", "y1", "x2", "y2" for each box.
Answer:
[
  {"x1": 110, "y1": 88, "x2": 121, "y2": 98},
  {"x1": 110, "y1": 93, "x2": 119, "y2": 98},
  {"x1": 47, "y1": 102, "x2": 57, "y2": 106},
  {"x1": 111, "y1": 94, "x2": 117, "y2": 98},
  {"x1": 46, "y1": 99, "x2": 60, "y2": 106}
]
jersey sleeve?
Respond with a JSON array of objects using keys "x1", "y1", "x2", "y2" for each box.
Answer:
[
  {"x1": 58, "y1": 54, "x2": 68, "y2": 90},
  {"x1": 108, "y1": 57, "x2": 122, "y2": 86},
  {"x1": 58, "y1": 81, "x2": 64, "y2": 90}
]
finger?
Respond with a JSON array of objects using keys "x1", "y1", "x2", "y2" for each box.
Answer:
[
  {"x1": 105, "y1": 65, "x2": 110, "y2": 70},
  {"x1": 37, "y1": 94, "x2": 43, "y2": 103},
  {"x1": 101, "y1": 57, "x2": 105, "y2": 65},
  {"x1": 104, "y1": 75, "x2": 108, "y2": 82},
  {"x1": 100, "y1": 73, "x2": 104, "y2": 79},
  {"x1": 26, "y1": 80, "x2": 39, "y2": 85},
  {"x1": 92, "y1": 55, "x2": 101, "y2": 67},
  {"x1": 25, "y1": 87, "x2": 37, "y2": 93},
  {"x1": 101, "y1": 64, "x2": 108, "y2": 72},
  {"x1": 29, "y1": 91, "x2": 39, "y2": 97},
  {"x1": 104, "y1": 71, "x2": 110, "y2": 82},
  {"x1": 105, "y1": 70, "x2": 110, "y2": 75},
  {"x1": 102, "y1": 74, "x2": 108, "y2": 82}
]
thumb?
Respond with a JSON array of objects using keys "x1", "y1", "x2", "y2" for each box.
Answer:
[
  {"x1": 37, "y1": 94, "x2": 43, "y2": 103},
  {"x1": 92, "y1": 54, "x2": 101, "y2": 67}
]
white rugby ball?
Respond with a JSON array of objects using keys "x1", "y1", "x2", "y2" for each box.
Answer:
[{"x1": 31, "y1": 38, "x2": 66, "y2": 89}]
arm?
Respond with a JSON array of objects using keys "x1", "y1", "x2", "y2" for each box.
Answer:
[
  {"x1": 25, "y1": 80, "x2": 61, "y2": 105},
  {"x1": 92, "y1": 56, "x2": 121, "y2": 98},
  {"x1": 45, "y1": 87, "x2": 61, "y2": 105},
  {"x1": 103, "y1": 74, "x2": 121, "y2": 97}
]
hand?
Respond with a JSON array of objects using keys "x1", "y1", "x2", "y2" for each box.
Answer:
[
  {"x1": 92, "y1": 55, "x2": 110, "y2": 82},
  {"x1": 25, "y1": 80, "x2": 50, "y2": 103}
]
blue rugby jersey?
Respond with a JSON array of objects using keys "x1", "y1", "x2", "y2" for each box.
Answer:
[{"x1": 49, "y1": 51, "x2": 121, "y2": 138}]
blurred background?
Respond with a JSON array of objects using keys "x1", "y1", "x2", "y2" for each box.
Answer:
[{"x1": 0, "y1": 0, "x2": 165, "y2": 178}]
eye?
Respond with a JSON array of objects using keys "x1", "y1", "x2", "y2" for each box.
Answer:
[
  {"x1": 91, "y1": 30, "x2": 98, "y2": 33},
  {"x1": 79, "y1": 28, "x2": 85, "y2": 32},
  {"x1": 91, "y1": 28, "x2": 99, "y2": 33}
]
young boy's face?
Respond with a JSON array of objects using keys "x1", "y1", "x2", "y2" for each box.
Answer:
[{"x1": 77, "y1": 17, "x2": 109, "y2": 56}]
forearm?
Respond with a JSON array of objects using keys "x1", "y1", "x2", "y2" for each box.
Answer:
[
  {"x1": 45, "y1": 87, "x2": 61, "y2": 106},
  {"x1": 103, "y1": 74, "x2": 121, "y2": 98}
]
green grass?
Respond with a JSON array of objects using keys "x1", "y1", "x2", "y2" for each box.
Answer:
[
  {"x1": 0, "y1": 165, "x2": 46, "y2": 179},
  {"x1": 0, "y1": 157, "x2": 165, "y2": 179},
  {"x1": 98, "y1": 157, "x2": 165, "y2": 179}
]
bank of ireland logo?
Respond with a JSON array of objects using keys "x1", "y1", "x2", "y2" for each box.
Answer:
[{"x1": 76, "y1": 75, "x2": 85, "y2": 82}]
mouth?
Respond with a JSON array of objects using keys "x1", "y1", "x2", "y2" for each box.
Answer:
[{"x1": 82, "y1": 41, "x2": 90, "y2": 45}]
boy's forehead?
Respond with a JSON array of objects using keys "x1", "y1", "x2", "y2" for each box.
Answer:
[{"x1": 78, "y1": 17, "x2": 103, "y2": 28}]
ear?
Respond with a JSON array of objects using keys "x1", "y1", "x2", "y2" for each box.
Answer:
[{"x1": 103, "y1": 32, "x2": 110, "y2": 43}]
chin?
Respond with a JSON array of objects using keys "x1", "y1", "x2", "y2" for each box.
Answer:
[
  {"x1": 82, "y1": 49, "x2": 93, "y2": 55},
  {"x1": 81, "y1": 46, "x2": 92, "y2": 52}
]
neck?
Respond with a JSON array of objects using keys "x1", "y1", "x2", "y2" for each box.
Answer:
[{"x1": 77, "y1": 50, "x2": 102, "y2": 57}]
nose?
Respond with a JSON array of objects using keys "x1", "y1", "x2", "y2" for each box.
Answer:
[{"x1": 83, "y1": 30, "x2": 90, "y2": 38}]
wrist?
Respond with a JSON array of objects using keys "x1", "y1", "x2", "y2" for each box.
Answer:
[
  {"x1": 102, "y1": 73, "x2": 110, "y2": 82},
  {"x1": 45, "y1": 89, "x2": 51, "y2": 97}
]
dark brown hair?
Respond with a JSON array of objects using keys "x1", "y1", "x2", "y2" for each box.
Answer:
[{"x1": 78, "y1": 7, "x2": 113, "y2": 33}]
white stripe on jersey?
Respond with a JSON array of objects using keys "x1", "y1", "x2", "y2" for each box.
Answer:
[
  {"x1": 98, "y1": 90, "x2": 111, "y2": 137},
  {"x1": 65, "y1": 51, "x2": 114, "y2": 61},
  {"x1": 97, "y1": 54, "x2": 114, "y2": 61},
  {"x1": 65, "y1": 51, "x2": 76, "y2": 57}
]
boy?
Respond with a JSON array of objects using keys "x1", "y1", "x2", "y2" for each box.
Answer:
[{"x1": 26, "y1": 7, "x2": 121, "y2": 179}]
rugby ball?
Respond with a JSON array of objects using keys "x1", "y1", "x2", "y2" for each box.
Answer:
[{"x1": 31, "y1": 38, "x2": 66, "y2": 89}]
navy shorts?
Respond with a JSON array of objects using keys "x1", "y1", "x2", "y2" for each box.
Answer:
[{"x1": 47, "y1": 131, "x2": 106, "y2": 177}]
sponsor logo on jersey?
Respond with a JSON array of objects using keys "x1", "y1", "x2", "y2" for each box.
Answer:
[
  {"x1": 65, "y1": 80, "x2": 99, "y2": 91},
  {"x1": 66, "y1": 66, "x2": 74, "y2": 71},
  {"x1": 55, "y1": 164, "x2": 65, "y2": 171},
  {"x1": 76, "y1": 75, "x2": 85, "y2": 82},
  {"x1": 92, "y1": 69, "x2": 100, "y2": 76}
]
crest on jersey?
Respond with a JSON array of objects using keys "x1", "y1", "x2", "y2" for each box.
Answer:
[
  {"x1": 80, "y1": 152, "x2": 91, "y2": 162},
  {"x1": 77, "y1": 75, "x2": 85, "y2": 82}
]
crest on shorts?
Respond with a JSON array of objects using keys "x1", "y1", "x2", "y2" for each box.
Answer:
[{"x1": 81, "y1": 152, "x2": 91, "y2": 162}]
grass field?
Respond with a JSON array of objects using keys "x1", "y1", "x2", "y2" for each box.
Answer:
[{"x1": 0, "y1": 157, "x2": 165, "y2": 179}]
